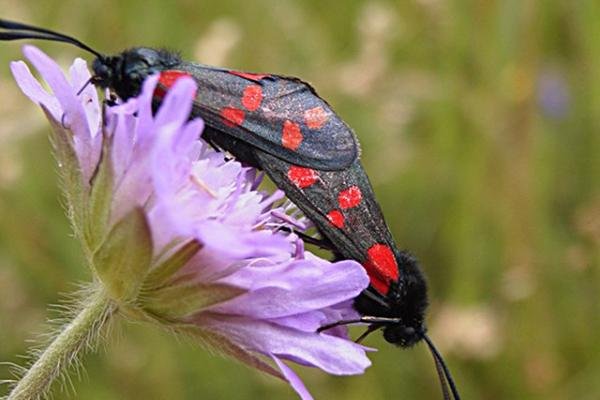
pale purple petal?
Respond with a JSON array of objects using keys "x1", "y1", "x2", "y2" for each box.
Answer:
[
  {"x1": 317, "y1": 300, "x2": 363, "y2": 338},
  {"x1": 110, "y1": 76, "x2": 189, "y2": 222},
  {"x1": 22, "y1": 45, "x2": 88, "y2": 135},
  {"x1": 180, "y1": 255, "x2": 298, "y2": 289},
  {"x1": 198, "y1": 315, "x2": 371, "y2": 375},
  {"x1": 111, "y1": 111, "x2": 137, "y2": 181},
  {"x1": 69, "y1": 58, "x2": 100, "y2": 138},
  {"x1": 22, "y1": 46, "x2": 97, "y2": 181},
  {"x1": 180, "y1": 250, "x2": 266, "y2": 283},
  {"x1": 135, "y1": 74, "x2": 159, "y2": 137},
  {"x1": 270, "y1": 312, "x2": 330, "y2": 333},
  {"x1": 190, "y1": 159, "x2": 240, "y2": 196},
  {"x1": 225, "y1": 191, "x2": 275, "y2": 227},
  {"x1": 195, "y1": 221, "x2": 291, "y2": 258},
  {"x1": 177, "y1": 118, "x2": 205, "y2": 157},
  {"x1": 153, "y1": 122, "x2": 192, "y2": 189},
  {"x1": 154, "y1": 76, "x2": 197, "y2": 129},
  {"x1": 213, "y1": 259, "x2": 368, "y2": 318},
  {"x1": 271, "y1": 210, "x2": 308, "y2": 231},
  {"x1": 270, "y1": 300, "x2": 369, "y2": 340},
  {"x1": 268, "y1": 302, "x2": 361, "y2": 336},
  {"x1": 271, "y1": 356, "x2": 314, "y2": 400},
  {"x1": 10, "y1": 60, "x2": 61, "y2": 119}
]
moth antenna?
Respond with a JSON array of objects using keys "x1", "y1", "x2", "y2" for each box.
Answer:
[
  {"x1": 318, "y1": 316, "x2": 461, "y2": 400},
  {"x1": 422, "y1": 334, "x2": 461, "y2": 400},
  {"x1": 0, "y1": 19, "x2": 104, "y2": 59}
]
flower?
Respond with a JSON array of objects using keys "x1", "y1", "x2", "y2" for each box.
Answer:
[
  {"x1": 537, "y1": 67, "x2": 570, "y2": 120},
  {"x1": 11, "y1": 45, "x2": 371, "y2": 399}
]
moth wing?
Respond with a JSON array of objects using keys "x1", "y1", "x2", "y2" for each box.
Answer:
[
  {"x1": 171, "y1": 64, "x2": 359, "y2": 171},
  {"x1": 254, "y1": 151, "x2": 400, "y2": 295}
]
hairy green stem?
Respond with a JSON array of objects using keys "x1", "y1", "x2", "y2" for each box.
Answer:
[{"x1": 8, "y1": 288, "x2": 115, "y2": 400}]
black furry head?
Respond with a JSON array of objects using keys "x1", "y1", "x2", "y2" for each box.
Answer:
[{"x1": 92, "y1": 48, "x2": 180, "y2": 100}]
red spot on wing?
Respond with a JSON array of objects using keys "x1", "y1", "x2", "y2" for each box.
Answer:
[
  {"x1": 338, "y1": 186, "x2": 362, "y2": 209},
  {"x1": 155, "y1": 70, "x2": 194, "y2": 98},
  {"x1": 369, "y1": 276, "x2": 390, "y2": 295},
  {"x1": 287, "y1": 166, "x2": 318, "y2": 189},
  {"x1": 363, "y1": 244, "x2": 399, "y2": 295},
  {"x1": 326, "y1": 210, "x2": 345, "y2": 228},
  {"x1": 220, "y1": 107, "x2": 245, "y2": 127},
  {"x1": 229, "y1": 71, "x2": 269, "y2": 81},
  {"x1": 241, "y1": 84, "x2": 263, "y2": 111},
  {"x1": 282, "y1": 120, "x2": 303, "y2": 150},
  {"x1": 304, "y1": 106, "x2": 329, "y2": 129}
]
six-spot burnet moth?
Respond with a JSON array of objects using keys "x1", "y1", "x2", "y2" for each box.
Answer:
[{"x1": 0, "y1": 19, "x2": 460, "y2": 399}]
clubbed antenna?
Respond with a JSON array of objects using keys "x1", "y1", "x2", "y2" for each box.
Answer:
[
  {"x1": 423, "y1": 334, "x2": 461, "y2": 400},
  {"x1": 0, "y1": 19, "x2": 104, "y2": 59},
  {"x1": 318, "y1": 314, "x2": 461, "y2": 400}
]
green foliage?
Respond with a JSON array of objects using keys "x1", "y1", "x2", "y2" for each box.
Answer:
[{"x1": 1, "y1": 1, "x2": 599, "y2": 399}]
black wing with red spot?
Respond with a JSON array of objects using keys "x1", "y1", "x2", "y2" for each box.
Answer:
[
  {"x1": 157, "y1": 64, "x2": 359, "y2": 171},
  {"x1": 253, "y1": 151, "x2": 401, "y2": 296}
]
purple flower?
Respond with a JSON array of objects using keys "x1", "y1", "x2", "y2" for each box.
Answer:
[
  {"x1": 11, "y1": 45, "x2": 371, "y2": 399},
  {"x1": 537, "y1": 67, "x2": 570, "y2": 120}
]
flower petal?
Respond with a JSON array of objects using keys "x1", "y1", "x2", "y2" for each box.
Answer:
[
  {"x1": 69, "y1": 58, "x2": 100, "y2": 138},
  {"x1": 198, "y1": 315, "x2": 371, "y2": 375},
  {"x1": 135, "y1": 74, "x2": 160, "y2": 138},
  {"x1": 195, "y1": 221, "x2": 291, "y2": 258},
  {"x1": 214, "y1": 259, "x2": 368, "y2": 319},
  {"x1": 10, "y1": 60, "x2": 61, "y2": 119},
  {"x1": 271, "y1": 355, "x2": 314, "y2": 400},
  {"x1": 23, "y1": 45, "x2": 96, "y2": 180},
  {"x1": 154, "y1": 76, "x2": 197, "y2": 131}
]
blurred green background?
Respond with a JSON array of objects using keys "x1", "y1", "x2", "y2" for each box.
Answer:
[{"x1": 1, "y1": 1, "x2": 599, "y2": 399}]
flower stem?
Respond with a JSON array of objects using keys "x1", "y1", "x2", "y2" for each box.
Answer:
[{"x1": 8, "y1": 287, "x2": 115, "y2": 400}]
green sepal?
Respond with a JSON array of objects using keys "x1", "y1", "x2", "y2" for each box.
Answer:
[
  {"x1": 42, "y1": 106, "x2": 87, "y2": 244},
  {"x1": 144, "y1": 240, "x2": 203, "y2": 290},
  {"x1": 85, "y1": 129, "x2": 114, "y2": 251},
  {"x1": 142, "y1": 283, "x2": 245, "y2": 320},
  {"x1": 93, "y1": 207, "x2": 153, "y2": 302}
]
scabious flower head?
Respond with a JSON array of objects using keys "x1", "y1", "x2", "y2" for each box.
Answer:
[{"x1": 11, "y1": 45, "x2": 371, "y2": 399}]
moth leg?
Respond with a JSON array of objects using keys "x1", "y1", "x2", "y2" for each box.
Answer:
[
  {"x1": 277, "y1": 227, "x2": 334, "y2": 250},
  {"x1": 203, "y1": 137, "x2": 222, "y2": 153},
  {"x1": 355, "y1": 324, "x2": 383, "y2": 343}
]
